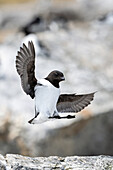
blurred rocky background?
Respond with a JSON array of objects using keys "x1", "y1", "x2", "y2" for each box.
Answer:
[{"x1": 0, "y1": 0, "x2": 113, "y2": 157}]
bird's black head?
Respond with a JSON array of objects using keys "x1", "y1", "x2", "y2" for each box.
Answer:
[{"x1": 45, "y1": 70, "x2": 65, "y2": 88}]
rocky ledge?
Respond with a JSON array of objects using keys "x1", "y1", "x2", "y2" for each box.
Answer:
[{"x1": 0, "y1": 154, "x2": 113, "y2": 170}]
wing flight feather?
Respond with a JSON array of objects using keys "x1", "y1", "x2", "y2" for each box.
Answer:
[
  {"x1": 16, "y1": 41, "x2": 37, "y2": 98},
  {"x1": 57, "y1": 92, "x2": 95, "y2": 113}
]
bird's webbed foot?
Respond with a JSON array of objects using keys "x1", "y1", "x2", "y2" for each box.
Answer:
[
  {"x1": 28, "y1": 117, "x2": 35, "y2": 124},
  {"x1": 49, "y1": 115, "x2": 75, "y2": 119},
  {"x1": 28, "y1": 112, "x2": 39, "y2": 124},
  {"x1": 66, "y1": 115, "x2": 75, "y2": 119},
  {"x1": 49, "y1": 115, "x2": 61, "y2": 119}
]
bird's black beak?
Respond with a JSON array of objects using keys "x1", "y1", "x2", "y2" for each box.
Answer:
[{"x1": 60, "y1": 76, "x2": 65, "y2": 81}]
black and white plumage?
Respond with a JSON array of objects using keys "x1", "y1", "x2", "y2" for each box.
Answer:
[{"x1": 16, "y1": 41, "x2": 95, "y2": 124}]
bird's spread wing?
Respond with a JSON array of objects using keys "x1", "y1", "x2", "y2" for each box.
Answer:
[
  {"x1": 16, "y1": 41, "x2": 37, "y2": 98},
  {"x1": 56, "y1": 92, "x2": 95, "y2": 113}
]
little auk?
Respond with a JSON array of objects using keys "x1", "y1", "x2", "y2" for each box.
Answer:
[{"x1": 16, "y1": 41, "x2": 95, "y2": 124}]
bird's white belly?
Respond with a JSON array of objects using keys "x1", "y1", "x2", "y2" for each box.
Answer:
[{"x1": 35, "y1": 79, "x2": 60, "y2": 118}]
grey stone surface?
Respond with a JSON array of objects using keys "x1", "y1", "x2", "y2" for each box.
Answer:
[{"x1": 0, "y1": 154, "x2": 112, "y2": 170}]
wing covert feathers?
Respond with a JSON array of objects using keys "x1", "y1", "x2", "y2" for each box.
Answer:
[
  {"x1": 57, "y1": 92, "x2": 95, "y2": 113},
  {"x1": 16, "y1": 41, "x2": 37, "y2": 98}
]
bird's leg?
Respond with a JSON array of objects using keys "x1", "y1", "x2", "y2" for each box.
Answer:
[
  {"x1": 28, "y1": 108, "x2": 39, "y2": 124},
  {"x1": 28, "y1": 117, "x2": 35, "y2": 124},
  {"x1": 49, "y1": 115, "x2": 75, "y2": 119},
  {"x1": 49, "y1": 115, "x2": 61, "y2": 119},
  {"x1": 35, "y1": 106, "x2": 39, "y2": 118},
  {"x1": 28, "y1": 114, "x2": 39, "y2": 124}
]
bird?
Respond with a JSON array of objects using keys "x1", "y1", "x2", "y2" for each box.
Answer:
[{"x1": 16, "y1": 41, "x2": 95, "y2": 124}]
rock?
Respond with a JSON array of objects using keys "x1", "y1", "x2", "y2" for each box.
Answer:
[
  {"x1": 0, "y1": 154, "x2": 113, "y2": 169},
  {"x1": 1, "y1": 0, "x2": 113, "y2": 33},
  {"x1": 38, "y1": 110, "x2": 113, "y2": 157},
  {"x1": 0, "y1": 110, "x2": 113, "y2": 157},
  {"x1": 36, "y1": 0, "x2": 113, "y2": 21}
]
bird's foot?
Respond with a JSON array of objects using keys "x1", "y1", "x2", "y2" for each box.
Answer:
[
  {"x1": 28, "y1": 112, "x2": 39, "y2": 124},
  {"x1": 66, "y1": 115, "x2": 75, "y2": 119},
  {"x1": 28, "y1": 117, "x2": 35, "y2": 124},
  {"x1": 49, "y1": 115, "x2": 75, "y2": 119},
  {"x1": 49, "y1": 115, "x2": 61, "y2": 119}
]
